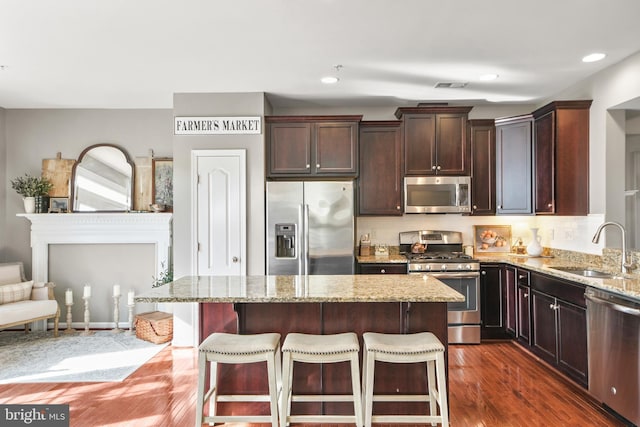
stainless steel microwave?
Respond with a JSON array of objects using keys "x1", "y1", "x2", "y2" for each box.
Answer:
[{"x1": 404, "y1": 176, "x2": 471, "y2": 213}]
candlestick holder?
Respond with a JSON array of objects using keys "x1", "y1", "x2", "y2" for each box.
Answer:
[
  {"x1": 63, "y1": 302, "x2": 76, "y2": 334},
  {"x1": 80, "y1": 296, "x2": 94, "y2": 336},
  {"x1": 112, "y1": 295, "x2": 123, "y2": 333},
  {"x1": 126, "y1": 303, "x2": 135, "y2": 336}
]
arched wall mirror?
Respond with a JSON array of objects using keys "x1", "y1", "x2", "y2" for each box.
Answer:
[{"x1": 71, "y1": 144, "x2": 135, "y2": 212}]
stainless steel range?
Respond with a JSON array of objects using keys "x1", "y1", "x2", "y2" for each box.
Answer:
[{"x1": 400, "y1": 230, "x2": 480, "y2": 344}]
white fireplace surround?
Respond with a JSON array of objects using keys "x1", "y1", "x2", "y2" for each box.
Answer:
[{"x1": 18, "y1": 213, "x2": 172, "y2": 283}]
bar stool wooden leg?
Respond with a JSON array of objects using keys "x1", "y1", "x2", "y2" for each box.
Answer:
[
  {"x1": 362, "y1": 331, "x2": 448, "y2": 427},
  {"x1": 195, "y1": 332, "x2": 281, "y2": 427},
  {"x1": 280, "y1": 332, "x2": 363, "y2": 427}
]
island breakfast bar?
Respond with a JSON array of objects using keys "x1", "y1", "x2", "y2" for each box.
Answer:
[{"x1": 136, "y1": 274, "x2": 464, "y2": 417}]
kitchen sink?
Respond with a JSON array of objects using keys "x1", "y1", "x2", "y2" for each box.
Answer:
[{"x1": 550, "y1": 266, "x2": 622, "y2": 279}]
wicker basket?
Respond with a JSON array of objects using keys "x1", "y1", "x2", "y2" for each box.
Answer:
[{"x1": 135, "y1": 311, "x2": 173, "y2": 344}]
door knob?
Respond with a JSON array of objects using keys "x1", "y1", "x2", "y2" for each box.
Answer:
[{"x1": 232, "y1": 256, "x2": 239, "y2": 263}]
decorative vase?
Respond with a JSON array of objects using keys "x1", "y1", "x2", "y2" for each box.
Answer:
[
  {"x1": 23, "y1": 197, "x2": 36, "y2": 214},
  {"x1": 527, "y1": 228, "x2": 543, "y2": 257}
]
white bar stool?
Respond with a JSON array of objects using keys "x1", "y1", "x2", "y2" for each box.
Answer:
[
  {"x1": 195, "y1": 332, "x2": 281, "y2": 427},
  {"x1": 362, "y1": 332, "x2": 449, "y2": 427},
  {"x1": 280, "y1": 332, "x2": 364, "y2": 427}
]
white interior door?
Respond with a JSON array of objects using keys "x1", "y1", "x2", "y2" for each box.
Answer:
[{"x1": 193, "y1": 150, "x2": 246, "y2": 276}]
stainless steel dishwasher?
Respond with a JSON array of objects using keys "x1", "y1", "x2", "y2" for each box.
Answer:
[{"x1": 585, "y1": 287, "x2": 640, "y2": 426}]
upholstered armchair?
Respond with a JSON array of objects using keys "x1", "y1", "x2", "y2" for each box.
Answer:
[{"x1": 0, "y1": 262, "x2": 60, "y2": 337}]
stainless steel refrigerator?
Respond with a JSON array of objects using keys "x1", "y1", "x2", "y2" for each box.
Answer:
[{"x1": 266, "y1": 181, "x2": 355, "y2": 275}]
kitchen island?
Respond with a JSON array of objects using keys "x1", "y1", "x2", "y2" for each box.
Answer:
[{"x1": 136, "y1": 274, "x2": 463, "y2": 417}]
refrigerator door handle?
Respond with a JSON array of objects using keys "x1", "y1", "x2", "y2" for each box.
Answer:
[
  {"x1": 298, "y1": 204, "x2": 304, "y2": 276},
  {"x1": 303, "y1": 203, "x2": 310, "y2": 275}
]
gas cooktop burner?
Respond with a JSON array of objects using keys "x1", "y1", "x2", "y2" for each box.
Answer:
[{"x1": 408, "y1": 252, "x2": 473, "y2": 261}]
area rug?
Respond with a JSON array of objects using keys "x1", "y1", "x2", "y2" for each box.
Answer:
[{"x1": 0, "y1": 330, "x2": 167, "y2": 383}]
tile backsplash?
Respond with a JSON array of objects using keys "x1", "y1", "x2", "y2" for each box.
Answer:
[{"x1": 357, "y1": 213, "x2": 607, "y2": 255}]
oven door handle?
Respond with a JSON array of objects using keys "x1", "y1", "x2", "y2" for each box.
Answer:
[{"x1": 424, "y1": 272, "x2": 480, "y2": 279}]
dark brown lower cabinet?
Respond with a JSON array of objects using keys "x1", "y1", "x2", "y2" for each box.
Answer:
[
  {"x1": 516, "y1": 283, "x2": 531, "y2": 345},
  {"x1": 530, "y1": 272, "x2": 588, "y2": 387},
  {"x1": 504, "y1": 265, "x2": 517, "y2": 336},
  {"x1": 480, "y1": 263, "x2": 517, "y2": 340},
  {"x1": 357, "y1": 263, "x2": 407, "y2": 274},
  {"x1": 199, "y1": 301, "x2": 448, "y2": 416},
  {"x1": 481, "y1": 264, "x2": 587, "y2": 388},
  {"x1": 480, "y1": 263, "x2": 512, "y2": 339}
]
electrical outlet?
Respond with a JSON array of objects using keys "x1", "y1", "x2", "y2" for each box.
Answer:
[{"x1": 564, "y1": 229, "x2": 574, "y2": 240}]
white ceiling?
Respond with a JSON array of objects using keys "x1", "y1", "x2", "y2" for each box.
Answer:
[{"x1": 2, "y1": 0, "x2": 640, "y2": 109}]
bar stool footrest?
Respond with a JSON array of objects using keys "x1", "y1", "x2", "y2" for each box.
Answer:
[
  {"x1": 205, "y1": 415, "x2": 276, "y2": 423},
  {"x1": 372, "y1": 394, "x2": 431, "y2": 402},
  {"x1": 291, "y1": 394, "x2": 363, "y2": 403},
  {"x1": 371, "y1": 414, "x2": 444, "y2": 423},
  {"x1": 216, "y1": 394, "x2": 276, "y2": 402},
  {"x1": 288, "y1": 414, "x2": 359, "y2": 423}
]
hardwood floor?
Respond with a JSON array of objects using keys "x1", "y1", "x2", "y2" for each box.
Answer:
[{"x1": 0, "y1": 341, "x2": 626, "y2": 426}]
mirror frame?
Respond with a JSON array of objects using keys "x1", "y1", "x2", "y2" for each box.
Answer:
[{"x1": 70, "y1": 143, "x2": 135, "y2": 212}]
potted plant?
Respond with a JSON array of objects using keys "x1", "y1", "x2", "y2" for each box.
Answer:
[{"x1": 10, "y1": 174, "x2": 53, "y2": 213}]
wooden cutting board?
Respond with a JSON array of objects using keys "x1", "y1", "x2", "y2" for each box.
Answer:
[{"x1": 42, "y1": 152, "x2": 76, "y2": 197}]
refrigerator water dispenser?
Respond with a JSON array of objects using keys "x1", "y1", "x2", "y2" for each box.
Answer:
[{"x1": 275, "y1": 224, "x2": 296, "y2": 258}]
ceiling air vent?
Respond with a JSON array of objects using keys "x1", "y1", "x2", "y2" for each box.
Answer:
[{"x1": 434, "y1": 82, "x2": 468, "y2": 89}]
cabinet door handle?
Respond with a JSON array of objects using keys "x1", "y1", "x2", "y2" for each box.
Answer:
[
  {"x1": 481, "y1": 271, "x2": 487, "y2": 275},
  {"x1": 524, "y1": 293, "x2": 529, "y2": 298},
  {"x1": 306, "y1": 164, "x2": 310, "y2": 169},
  {"x1": 518, "y1": 275, "x2": 526, "y2": 279},
  {"x1": 396, "y1": 206, "x2": 401, "y2": 210},
  {"x1": 549, "y1": 303, "x2": 555, "y2": 310},
  {"x1": 473, "y1": 205, "x2": 478, "y2": 209},
  {"x1": 436, "y1": 165, "x2": 442, "y2": 170},
  {"x1": 497, "y1": 205, "x2": 502, "y2": 209},
  {"x1": 431, "y1": 165, "x2": 437, "y2": 170},
  {"x1": 547, "y1": 203, "x2": 553, "y2": 208},
  {"x1": 316, "y1": 163, "x2": 320, "y2": 168},
  {"x1": 380, "y1": 269, "x2": 386, "y2": 274},
  {"x1": 232, "y1": 256, "x2": 239, "y2": 263}
]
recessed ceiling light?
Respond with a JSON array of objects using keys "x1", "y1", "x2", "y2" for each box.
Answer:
[
  {"x1": 582, "y1": 53, "x2": 606, "y2": 63},
  {"x1": 479, "y1": 73, "x2": 499, "y2": 81},
  {"x1": 321, "y1": 76, "x2": 339, "y2": 84}
]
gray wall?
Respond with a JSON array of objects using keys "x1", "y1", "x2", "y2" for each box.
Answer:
[
  {"x1": 172, "y1": 92, "x2": 268, "y2": 278},
  {"x1": 2, "y1": 109, "x2": 172, "y2": 323},
  {"x1": 4, "y1": 109, "x2": 173, "y2": 273}
]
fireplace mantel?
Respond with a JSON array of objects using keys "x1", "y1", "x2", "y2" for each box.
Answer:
[{"x1": 18, "y1": 213, "x2": 172, "y2": 282}]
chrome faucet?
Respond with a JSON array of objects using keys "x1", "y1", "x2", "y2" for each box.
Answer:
[{"x1": 592, "y1": 221, "x2": 636, "y2": 274}]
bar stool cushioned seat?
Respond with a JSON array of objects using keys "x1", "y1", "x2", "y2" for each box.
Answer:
[
  {"x1": 362, "y1": 332, "x2": 449, "y2": 427},
  {"x1": 280, "y1": 332, "x2": 363, "y2": 427},
  {"x1": 196, "y1": 332, "x2": 281, "y2": 427}
]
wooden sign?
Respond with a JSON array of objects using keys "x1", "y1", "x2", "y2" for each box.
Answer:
[
  {"x1": 42, "y1": 152, "x2": 76, "y2": 197},
  {"x1": 174, "y1": 116, "x2": 261, "y2": 135}
]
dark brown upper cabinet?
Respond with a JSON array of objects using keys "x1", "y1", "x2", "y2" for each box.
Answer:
[
  {"x1": 266, "y1": 115, "x2": 362, "y2": 178},
  {"x1": 358, "y1": 121, "x2": 403, "y2": 216},
  {"x1": 395, "y1": 106, "x2": 472, "y2": 176},
  {"x1": 495, "y1": 115, "x2": 533, "y2": 215},
  {"x1": 532, "y1": 100, "x2": 592, "y2": 215},
  {"x1": 469, "y1": 119, "x2": 496, "y2": 215}
]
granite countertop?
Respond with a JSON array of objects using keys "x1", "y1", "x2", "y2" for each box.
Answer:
[
  {"x1": 358, "y1": 251, "x2": 640, "y2": 301},
  {"x1": 135, "y1": 274, "x2": 465, "y2": 303},
  {"x1": 477, "y1": 254, "x2": 640, "y2": 301}
]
